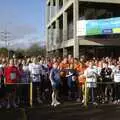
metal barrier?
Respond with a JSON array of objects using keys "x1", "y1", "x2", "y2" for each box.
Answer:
[
  {"x1": 84, "y1": 81, "x2": 87, "y2": 107},
  {"x1": 4, "y1": 81, "x2": 33, "y2": 107},
  {"x1": 30, "y1": 81, "x2": 33, "y2": 107},
  {"x1": 4, "y1": 81, "x2": 120, "y2": 108},
  {"x1": 84, "y1": 81, "x2": 120, "y2": 107}
]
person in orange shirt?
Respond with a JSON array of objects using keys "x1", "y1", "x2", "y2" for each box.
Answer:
[
  {"x1": 68, "y1": 54, "x2": 73, "y2": 64},
  {"x1": 74, "y1": 58, "x2": 86, "y2": 85},
  {"x1": 76, "y1": 62, "x2": 87, "y2": 103},
  {"x1": 59, "y1": 57, "x2": 69, "y2": 100},
  {"x1": 59, "y1": 57, "x2": 69, "y2": 70},
  {"x1": 74, "y1": 58, "x2": 81, "y2": 72}
]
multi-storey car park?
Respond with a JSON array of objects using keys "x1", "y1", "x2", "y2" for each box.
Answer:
[{"x1": 46, "y1": 0, "x2": 120, "y2": 58}]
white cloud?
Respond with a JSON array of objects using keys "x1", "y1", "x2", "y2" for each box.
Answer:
[{"x1": 0, "y1": 24, "x2": 44, "y2": 49}]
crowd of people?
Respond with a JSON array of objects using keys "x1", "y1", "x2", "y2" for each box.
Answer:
[{"x1": 0, "y1": 55, "x2": 120, "y2": 108}]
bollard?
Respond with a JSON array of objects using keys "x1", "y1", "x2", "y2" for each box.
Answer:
[
  {"x1": 30, "y1": 80, "x2": 33, "y2": 107},
  {"x1": 84, "y1": 81, "x2": 87, "y2": 107}
]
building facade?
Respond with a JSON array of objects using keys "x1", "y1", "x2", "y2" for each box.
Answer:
[{"x1": 46, "y1": 0, "x2": 120, "y2": 58}]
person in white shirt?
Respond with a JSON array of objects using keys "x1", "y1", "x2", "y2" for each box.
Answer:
[
  {"x1": 29, "y1": 57, "x2": 42, "y2": 104},
  {"x1": 112, "y1": 65, "x2": 120, "y2": 104},
  {"x1": 108, "y1": 61, "x2": 116, "y2": 73},
  {"x1": 22, "y1": 61, "x2": 30, "y2": 83},
  {"x1": 21, "y1": 60, "x2": 30, "y2": 105},
  {"x1": 84, "y1": 61, "x2": 98, "y2": 105}
]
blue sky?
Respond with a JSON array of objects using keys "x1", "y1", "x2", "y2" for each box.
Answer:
[{"x1": 0, "y1": 0, "x2": 45, "y2": 48}]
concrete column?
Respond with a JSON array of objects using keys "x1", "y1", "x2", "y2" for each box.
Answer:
[
  {"x1": 63, "y1": 0, "x2": 66, "y2": 6},
  {"x1": 55, "y1": 49, "x2": 59, "y2": 57},
  {"x1": 73, "y1": 0, "x2": 79, "y2": 58},
  {"x1": 50, "y1": 26, "x2": 54, "y2": 50},
  {"x1": 50, "y1": 0, "x2": 53, "y2": 19},
  {"x1": 46, "y1": 2, "x2": 49, "y2": 52},
  {"x1": 49, "y1": 1, "x2": 51, "y2": 20},
  {"x1": 63, "y1": 48, "x2": 68, "y2": 57},
  {"x1": 46, "y1": 28, "x2": 48, "y2": 52},
  {"x1": 53, "y1": 50, "x2": 56, "y2": 57},
  {"x1": 49, "y1": 28, "x2": 51, "y2": 50},
  {"x1": 56, "y1": 19, "x2": 60, "y2": 43},
  {"x1": 46, "y1": 3, "x2": 50, "y2": 23},
  {"x1": 63, "y1": 12, "x2": 68, "y2": 41},
  {"x1": 56, "y1": 0, "x2": 59, "y2": 13},
  {"x1": 49, "y1": 27, "x2": 51, "y2": 51},
  {"x1": 50, "y1": 51, "x2": 54, "y2": 57},
  {"x1": 63, "y1": 11, "x2": 68, "y2": 57},
  {"x1": 63, "y1": 0, "x2": 69, "y2": 6},
  {"x1": 53, "y1": 27, "x2": 56, "y2": 48},
  {"x1": 49, "y1": 26, "x2": 53, "y2": 51}
]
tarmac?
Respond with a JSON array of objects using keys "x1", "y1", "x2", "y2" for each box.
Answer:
[{"x1": 1, "y1": 102, "x2": 120, "y2": 120}]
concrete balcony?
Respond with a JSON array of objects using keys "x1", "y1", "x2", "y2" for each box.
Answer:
[{"x1": 47, "y1": 0, "x2": 73, "y2": 28}]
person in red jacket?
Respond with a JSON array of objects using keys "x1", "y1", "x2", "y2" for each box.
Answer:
[{"x1": 4, "y1": 59, "x2": 20, "y2": 109}]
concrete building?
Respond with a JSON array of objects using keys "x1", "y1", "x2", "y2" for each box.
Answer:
[{"x1": 46, "y1": 0, "x2": 120, "y2": 58}]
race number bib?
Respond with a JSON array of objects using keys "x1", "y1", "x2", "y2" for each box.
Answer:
[
  {"x1": 10, "y1": 72, "x2": 16, "y2": 80},
  {"x1": 114, "y1": 74, "x2": 120, "y2": 82},
  {"x1": 106, "y1": 75, "x2": 110, "y2": 78},
  {"x1": 32, "y1": 68, "x2": 40, "y2": 75}
]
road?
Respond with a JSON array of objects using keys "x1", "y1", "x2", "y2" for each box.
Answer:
[{"x1": 1, "y1": 102, "x2": 120, "y2": 120}]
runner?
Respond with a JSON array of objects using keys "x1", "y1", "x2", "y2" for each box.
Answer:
[
  {"x1": 29, "y1": 57, "x2": 43, "y2": 104},
  {"x1": 66, "y1": 63, "x2": 77, "y2": 100},
  {"x1": 84, "y1": 61, "x2": 98, "y2": 105},
  {"x1": 112, "y1": 64, "x2": 120, "y2": 104},
  {"x1": 77, "y1": 62, "x2": 87, "y2": 103},
  {"x1": 59, "y1": 57, "x2": 69, "y2": 100},
  {"x1": 100, "y1": 62, "x2": 113, "y2": 103},
  {"x1": 22, "y1": 60, "x2": 30, "y2": 105},
  {"x1": 97, "y1": 61, "x2": 104, "y2": 103},
  {"x1": 4, "y1": 59, "x2": 20, "y2": 109},
  {"x1": 50, "y1": 62, "x2": 61, "y2": 107}
]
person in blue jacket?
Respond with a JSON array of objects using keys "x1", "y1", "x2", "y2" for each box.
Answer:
[
  {"x1": 66, "y1": 64, "x2": 77, "y2": 100},
  {"x1": 49, "y1": 62, "x2": 61, "y2": 107}
]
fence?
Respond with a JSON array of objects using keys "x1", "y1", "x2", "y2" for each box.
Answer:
[
  {"x1": 84, "y1": 81, "x2": 120, "y2": 107},
  {"x1": 4, "y1": 80, "x2": 120, "y2": 107},
  {"x1": 4, "y1": 81, "x2": 33, "y2": 107}
]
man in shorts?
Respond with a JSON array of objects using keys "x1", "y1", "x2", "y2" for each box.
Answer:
[
  {"x1": 4, "y1": 59, "x2": 20, "y2": 109},
  {"x1": 50, "y1": 62, "x2": 61, "y2": 107}
]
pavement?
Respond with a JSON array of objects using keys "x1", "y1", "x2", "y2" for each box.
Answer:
[{"x1": 1, "y1": 102, "x2": 120, "y2": 120}]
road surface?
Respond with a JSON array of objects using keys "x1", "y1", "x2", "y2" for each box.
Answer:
[{"x1": 1, "y1": 102, "x2": 120, "y2": 120}]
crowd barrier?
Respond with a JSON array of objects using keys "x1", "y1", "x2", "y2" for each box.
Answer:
[
  {"x1": 4, "y1": 81, "x2": 33, "y2": 107},
  {"x1": 3, "y1": 81, "x2": 120, "y2": 107},
  {"x1": 84, "y1": 81, "x2": 120, "y2": 107}
]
